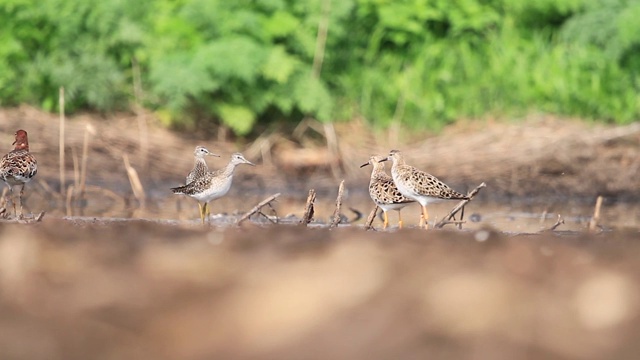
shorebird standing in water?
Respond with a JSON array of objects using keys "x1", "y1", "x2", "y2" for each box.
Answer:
[
  {"x1": 171, "y1": 152, "x2": 254, "y2": 224},
  {"x1": 185, "y1": 146, "x2": 220, "y2": 217},
  {"x1": 361, "y1": 155, "x2": 414, "y2": 229},
  {"x1": 386, "y1": 149, "x2": 467, "y2": 229},
  {"x1": 0, "y1": 130, "x2": 38, "y2": 219}
]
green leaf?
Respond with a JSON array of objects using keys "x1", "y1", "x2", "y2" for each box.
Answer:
[
  {"x1": 217, "y1": 103, "x2": 256, "y2": 135},
  {"x1": 262, "y1": 45, "x2": 298, "y2": 83},
  {"x1": 263, "y1": 10, "x2": 300, "y2": 38},
  {"x1": 293, "y1": 73, "x2": 333, "y2": 121},
  {"x1": 201, "y1": 36, "x2": 266, "y2": 82}
]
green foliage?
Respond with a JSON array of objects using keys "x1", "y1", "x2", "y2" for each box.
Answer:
[{"x1": 1, "y1": 0, "x2": 639, "y2": 134}]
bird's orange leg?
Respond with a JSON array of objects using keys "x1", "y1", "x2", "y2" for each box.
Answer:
[
  {"x1": 383, "y1": 211, "x2": 388, "y2": 230},
  {"x1": 198, "y1": 202, "x2": 206, "y2": 224},
  {"x1": 398, "y1": 210, "x2": 404, "y2": 229},
  {"x1": 421, "y1": 205, "x2": 430, "y2": 229}
]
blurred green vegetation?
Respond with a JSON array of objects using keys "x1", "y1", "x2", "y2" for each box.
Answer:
[{"x1": 1, "y1": 0, "x2": 639, "y2": 135}]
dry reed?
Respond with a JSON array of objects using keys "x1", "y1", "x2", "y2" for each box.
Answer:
[
  {"x1": 59, "y1": 87, "x2": 65, "y2": 194},
  {"x1": 123, "y1": 154, "x2": 146, "y2": 206}
]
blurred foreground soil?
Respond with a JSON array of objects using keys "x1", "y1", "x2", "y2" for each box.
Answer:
[{"x1": 0, "y1": 220, "x2": 639, "y2": 360}]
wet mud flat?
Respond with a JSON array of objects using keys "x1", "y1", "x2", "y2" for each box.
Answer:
[{"x1": 0, "y1": 219, "x2": 639, "y2": 360}]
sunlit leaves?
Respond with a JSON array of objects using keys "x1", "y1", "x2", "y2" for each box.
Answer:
[
  {"x1": 149, "y1": 53, "x2": 221, "y2": 111},
  {"x1": 263, "y1": 11, "x2": 300, "y2": 39},
  {"x1": 262, "y1": 46, "x2": 298, "y2": 83},
  {"x1": 292, "y1": 73, "x2": 333, "y2": 122},
  {"x1": 217, "y1": 104, "x2": 256, "y2": 135},
  {"x1": 202, "y1": 37, "x2": 266, "y2": 83},
  {"x1": 1, "y1": 0, "x2": 640, "y2": 133}
]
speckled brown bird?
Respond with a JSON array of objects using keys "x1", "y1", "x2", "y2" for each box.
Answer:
[
  {"x1": 172, "y1": 153, "x2": 254, "y2": 224},
  {"x1": 186, "y1": 146, "x2": 220, "y2": 185},
  {"x1": 185, "y1": 146, "x2": 220, "y2": 218},
  {"x1": 361, "y1": 155, "x2": 414, "y2": 229},
  {"x1": 0, "y1": 130, "x2": 38, "y2": 218},
  {"x1": 387, "y1": 149, "x2": 467, "y2": 229}
]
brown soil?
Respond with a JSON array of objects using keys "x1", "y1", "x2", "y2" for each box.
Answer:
[
  {"x1": 1, "y1": 108, "x2": 639, "y2": 359},
  {"x1": 1, "y1": 221, "x2": 639, "y2": 359},
  {"x1": 1, "y1": 106, "x2": 639, "y2": 201}
]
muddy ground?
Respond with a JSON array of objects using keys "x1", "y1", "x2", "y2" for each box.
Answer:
[
  {"x1": 0, "y1": 107, "x2": 639, "y2": 359},
  {"x1": 1, "y1": 221, "x2": 639, "y2": 360}
]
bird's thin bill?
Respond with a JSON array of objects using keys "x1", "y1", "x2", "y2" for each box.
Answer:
[
  {"x1": 359, "y1": 162, "x2": 370, "y2": 168},
  {"x1": 208, "y1": 153, "x2": 221, "y2": 157}
]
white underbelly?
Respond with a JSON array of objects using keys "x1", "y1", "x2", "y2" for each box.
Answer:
[{"x1": 191, "y1": 177, "x2": 233, "y2": 202}]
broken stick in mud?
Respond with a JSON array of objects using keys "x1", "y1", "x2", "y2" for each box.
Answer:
[
  {"x1": 330, "y1": 180, "x2": 345, "y2": 228},
  {"x1": 300, "y1": 189, "x2": 316, "y2": 226},
  {"x1": 543, "y1": 214, "x2": 565, "y2": 232},
  {"x1": 237, "y1": 193, "x2": 281, "y2": 225},
  {"x1": 364, "y1": 206, "x2": 379, "y2": 230},
  {"x1": 588, "y1": 195, "x2": 603, "y2": 232},
  {"x1": 435, "y1": 182, "x2": 486, "y2": 229}
]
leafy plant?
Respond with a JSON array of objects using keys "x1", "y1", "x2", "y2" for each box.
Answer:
[{"x1": 1, "y1": 0, "x2": 639, "y2": 134}]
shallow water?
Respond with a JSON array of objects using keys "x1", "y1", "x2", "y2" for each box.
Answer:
[{"x1": 18, "y1": 183, "x2": 640, "y2": 233}]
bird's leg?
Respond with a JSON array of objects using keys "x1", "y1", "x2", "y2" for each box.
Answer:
[
  {"x1": 198, "y1": 202, "x2": 205, "y2": 224},
  {"x1": 9, "y1": 187, "x2": 16, "y2": 219},
  {"x1": 398, "y1": 210, "x2": 403, "y2": 229},
  {"x1": 1, "y1": 187, "x2": 11, "y2": 219},
  {"x1": 383, "y1": 211, "x2": 388, "y2": 230},
  {"x1": 18, "y1": 184, "x2": 24, "y2": 219},
  {"x1": 421, "y1": 205, "x2": 429, "y2": 229},
  {"x1": 203, "y1": 202, "x2": 210, "y2": 220}
]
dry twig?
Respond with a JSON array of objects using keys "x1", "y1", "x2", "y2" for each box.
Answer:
[
  {"x1": 588, "y1": 196, "x2": 603, "y2": 232},
  {"x1": 35, "y1": 211, "x2": 46, "y2": 222},
  {"x1": 123, "y1": 154, "x2": 146, "y2": 206},
  {"x1": 543, "y1": 214, "x2": 565, "y2": 232},
  {"x1": 435, "y1": 182, "x2": 486, "y2": 229},
  {"x1": 237, "y1": 193, "x2": 281, "y2": 225},
  {"x1": 436, "y1": 220, "x2": 467, "y2": 227},
  {"x1": 300, "y1": 189, "x2": 316, "y2": 226},
  {"x1": 330, "y1": 180, "x2": 345, "y2": 228},
  {"x1": 364, "y1": 206, "x2": 379, "y2": 230}
]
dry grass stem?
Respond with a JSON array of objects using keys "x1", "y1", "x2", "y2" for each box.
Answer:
[
  {"x1": 59, "y1": 86, "x2": 65, "y2": 194},
  {"x1": 65, "y1": 185, "x2": 74, "y2": 217},
  {"x1": 71, "y1": 146, "x2": 79, "y2": 189},
  {"x1": 79, "y1": 124, "x2": 95, "y2": 197},
  {"x1": 588, "y1": 196, "x2": 604, "y2": 232},
  {"x1": 311, "y1": 0, "x2": 330, "y2": 78},
  {"x1": 123, "y1": 154, "x2": 146, "y2": 206}
]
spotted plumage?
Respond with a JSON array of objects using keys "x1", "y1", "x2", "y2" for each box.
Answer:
[
  {"x1": 387, "y1": 149, "x2": 467, "y2": 229},
  {"x1": 172, "y1": 152, "x2": 254, "y2": 224},
  {"x1": 361, "y1": 155, "x2": 414, "y2": 229},
  {"x1": 186, "y1": 146, "x2": 219, "y2": 185},
  {"x1": 0, "y1": 130, "x2": 38, "y2": 218}
]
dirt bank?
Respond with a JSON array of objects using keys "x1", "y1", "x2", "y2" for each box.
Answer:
[{"x1": 0, "y1": 106, "x2": 639, "y2": 201}]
